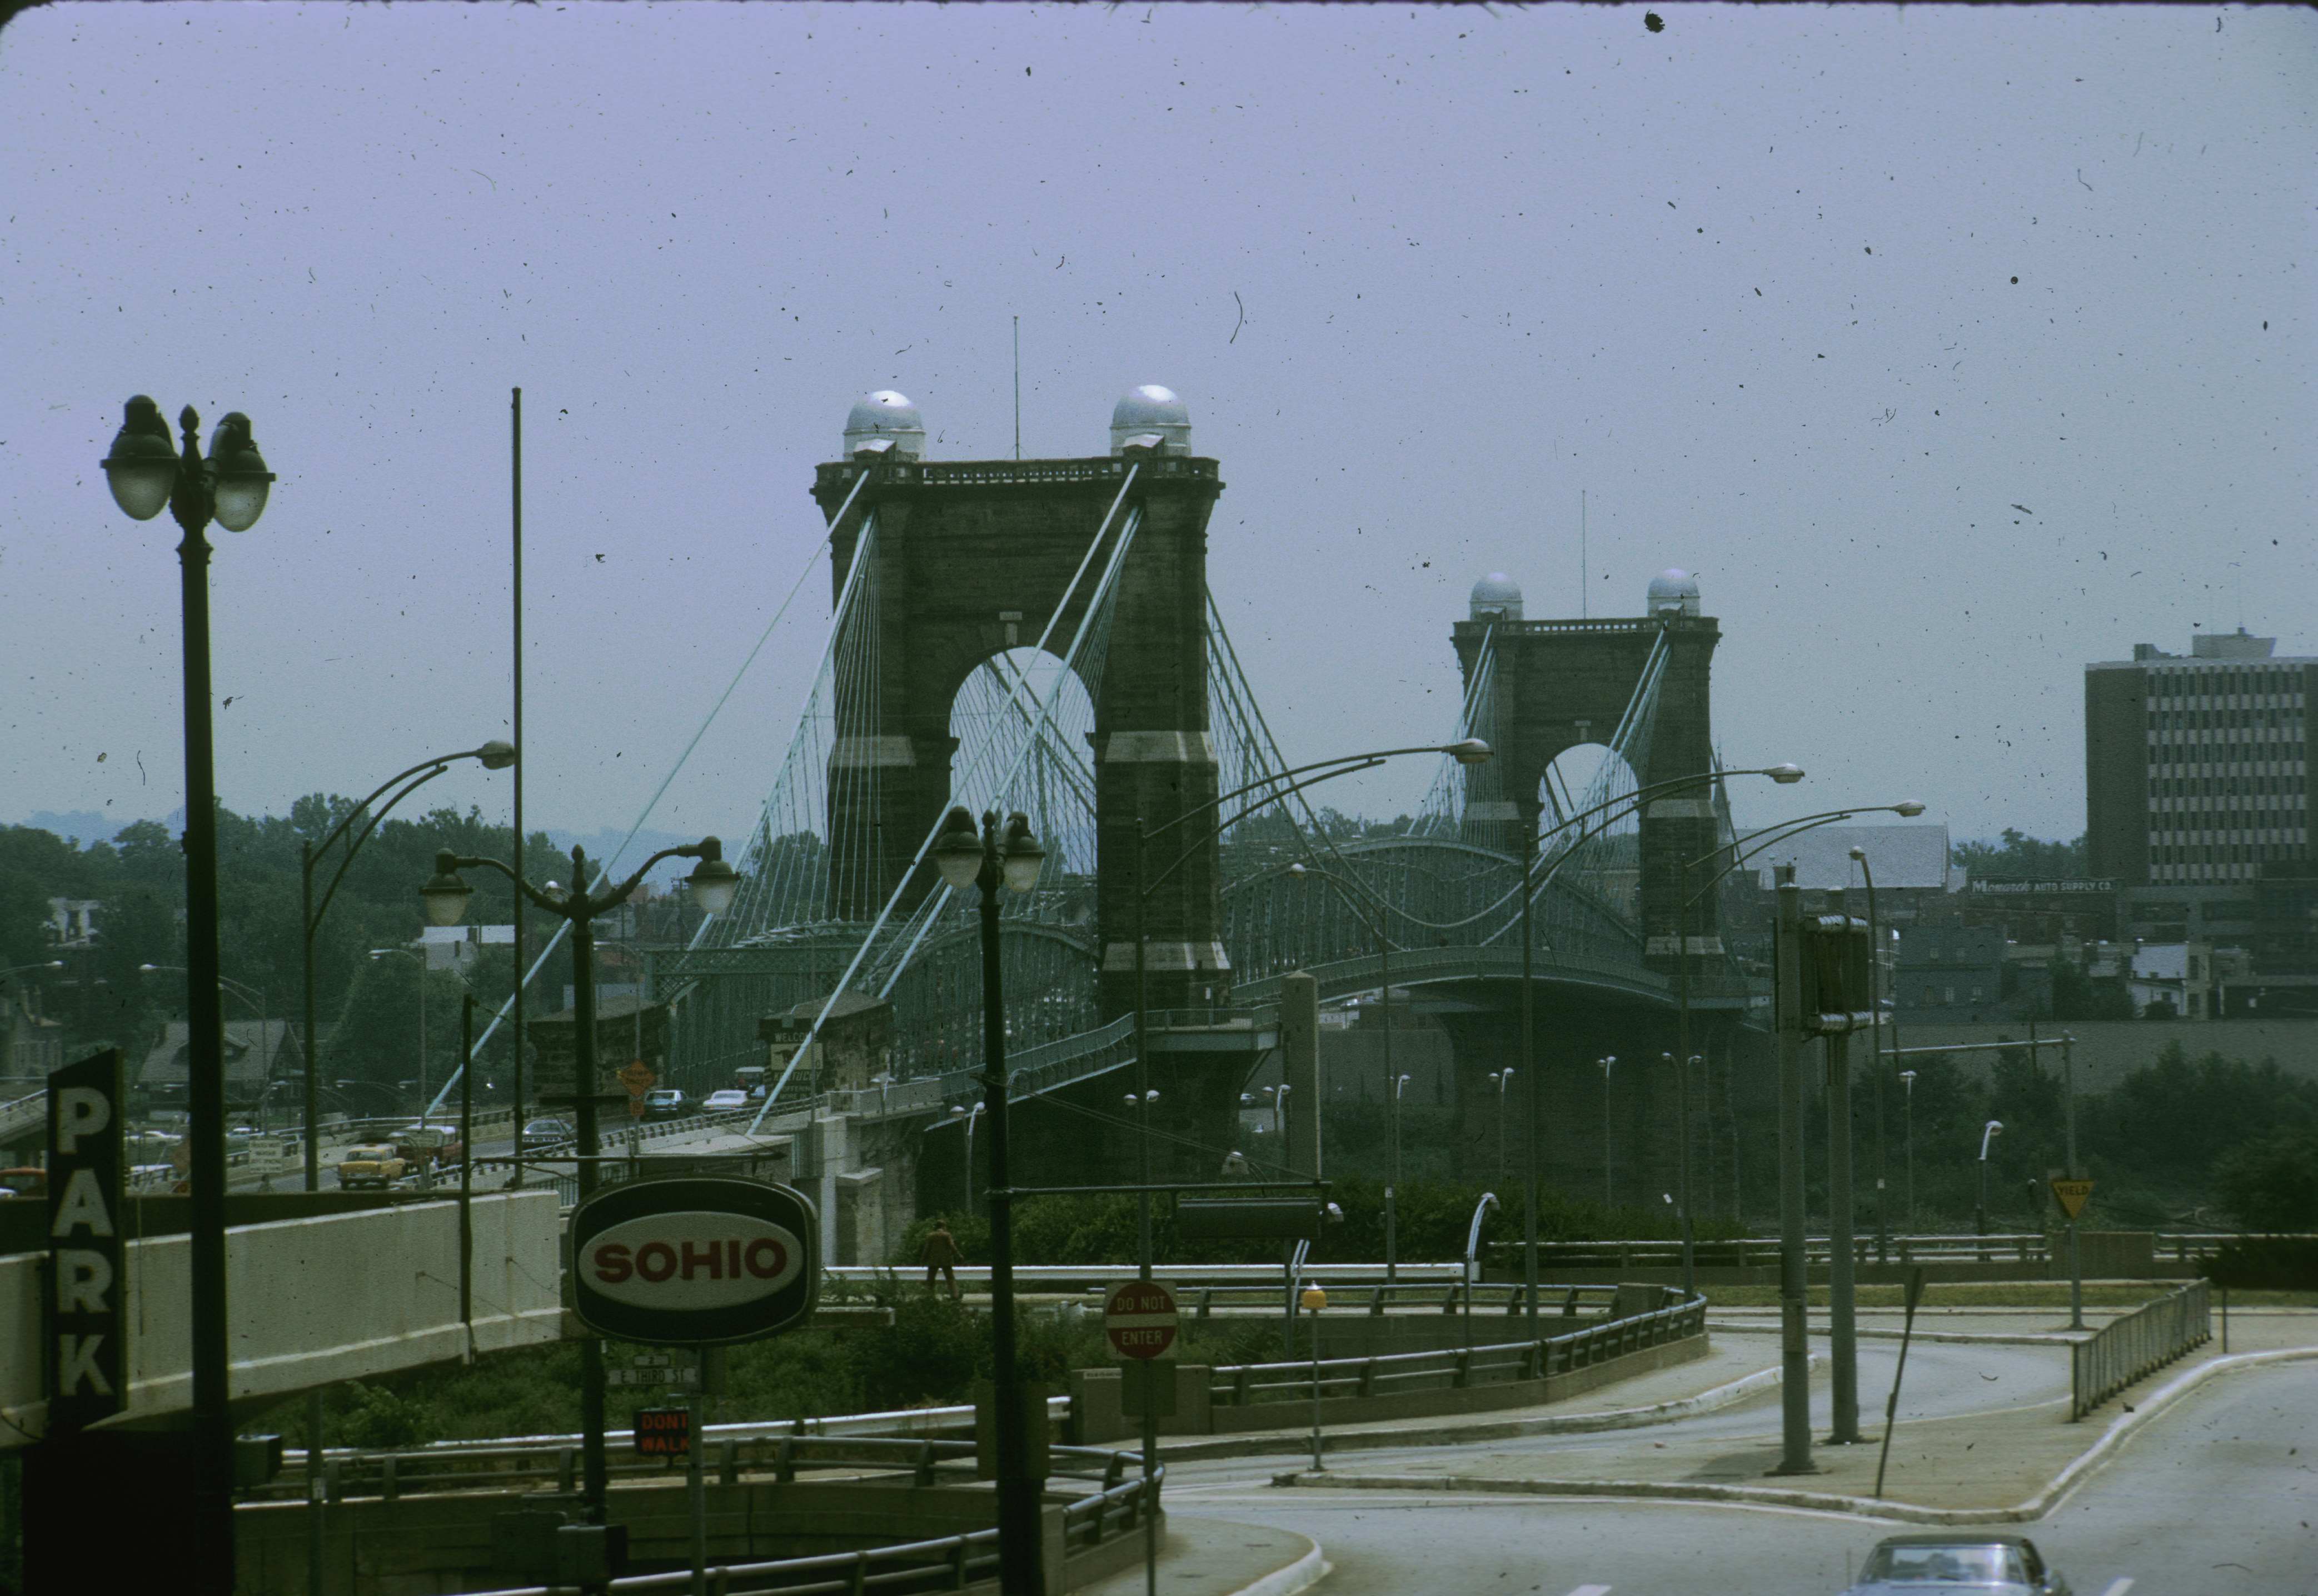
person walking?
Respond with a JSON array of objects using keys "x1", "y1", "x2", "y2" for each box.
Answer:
[{"x1": 921, "y1": 1218, "x2": 963, "y2": 1300}]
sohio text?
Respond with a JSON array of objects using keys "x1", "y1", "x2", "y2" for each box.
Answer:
[{"x1": 582, "y1": 1209, "x2": 804, "y2": 1311}]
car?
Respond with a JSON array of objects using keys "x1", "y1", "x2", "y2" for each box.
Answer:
[
  {"x1": 702, "y1": 1089, "x2": 749, "y2": 1112},
  {"x1": 519, "y1": 1117, "x2": 574, "y2": 1153},
  {"x1": 642, "y1": 1087, "x2": 687, "y2": 1119},
  {"x1": 336, "y1": 1144, "x2": 410, "y2": 1189},
  {"x1": 1841, "y1": 1535, "x2": 2072, "y2": 1594},
  {"x1": 0, "y1": 1168, "x2": 45, "y2": 1199}
]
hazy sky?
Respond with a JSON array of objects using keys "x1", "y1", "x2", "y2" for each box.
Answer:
[{"x1": 3, "y1": 3, "x2": 2310, "y2": 858}]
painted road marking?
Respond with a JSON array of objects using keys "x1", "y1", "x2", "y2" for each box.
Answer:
[
  {"x1": 1564, "y1": 1587, "x2": 1613, "y2": 1596},
  {"x1": 2096, "y1": 1582, "x2": 2133, "y2": 1596}
]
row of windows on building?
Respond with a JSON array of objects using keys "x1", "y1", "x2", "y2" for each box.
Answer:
[
  {"x1": 2145, "y1": 742, "x2": 2306, "y2": 766},
  {"x1": 2150, "y1": 840, "x2": 2307, "y2": 867},
  {"x1": 2146, "y1": 707, "x2": 2306, "y2": 731},
  {"x1": 2143, "y1": 665, "x2": 2306, "y2": 699},
  {"x1": 2148, "y1": 772, "x2": 2307, "y2": 798}
]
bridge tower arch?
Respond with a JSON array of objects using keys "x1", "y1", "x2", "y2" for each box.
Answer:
[
  {"x1": 809, "y1": 387, "x2": 1228, "y2": 1015},
  {"x1": 1452, "y1": 569, "x2": 1723, "y2": 977}
]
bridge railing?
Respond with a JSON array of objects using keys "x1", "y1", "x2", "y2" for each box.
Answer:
[
  {"x1": 2070, "y1": 1279, "x2": 2210, "y2": 1421},
  {"x1": 1182, "y1": 1280, "x2": 1619, "y2": 1320},
  {"x1": 1208, "y1": 1286, "x2": 1704, "y2": 1413},
  {"x1": 1229, "y1": 941, "x2": 1669, "y2": 1008},
  {"x1": 1487, "y1": 1234, "x2": 2058, "y2": 1270}
]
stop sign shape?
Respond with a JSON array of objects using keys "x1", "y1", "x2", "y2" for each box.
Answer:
[{"x1": 1104, "y1": 1279, "x2": 1179, "y2": 1360}]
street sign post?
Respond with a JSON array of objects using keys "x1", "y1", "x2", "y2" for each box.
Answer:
[
  {"x1": 1104, "y1": 1279, "x2": 1178, "y2": 1361},
  {"x1": 2049, "y1": 1177, "x2": 2093, "y2": 1220}
]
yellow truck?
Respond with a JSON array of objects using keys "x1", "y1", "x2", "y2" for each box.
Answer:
[{"x1": 336, "y1": 1143, "x2": 410, "y2": 1190}]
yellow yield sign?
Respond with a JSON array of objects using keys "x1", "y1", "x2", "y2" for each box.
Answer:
[{"x1": 2050, "y1": 1177, "x2": 2094, "y2": 1220}]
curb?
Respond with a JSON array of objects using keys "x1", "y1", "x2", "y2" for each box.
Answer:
[
  {"x1": 1152, "y1": 1354, "x2": 1814, "y2": 1463},
  {"x1": 1226, "y1": 1541, "x2": 1331, "y2": 1596},
  {"x1": 1265, "y1": 1346, "x2": 2318, "y2": 1525}
]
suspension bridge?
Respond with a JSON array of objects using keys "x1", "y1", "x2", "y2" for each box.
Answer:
[{"x1": 515, "y1": 386, "x2": 1776, "y2": 1253}]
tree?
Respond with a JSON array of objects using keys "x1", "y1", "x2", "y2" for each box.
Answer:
[
  {"x1": 1951, "y1": 829, "x2": 2087, "y2": 881},
  {"x1": 2216, "y1": 1126, "x2": 2318, "y2": 1230}
]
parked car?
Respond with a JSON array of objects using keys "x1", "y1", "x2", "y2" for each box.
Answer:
[
  {"x1": 519, "y1": 1117, "x2": 574, "y2": 1153},
  {"x1": 336, "y1": 1144, "x2": 410, "y2": 1190},
  {"x1": 1841, "y1": 1535, "x2": 2072, "y2": 1595},
  {"x1": 0, "y1": 1169, "x2": 46, "y2": 1199},
  {"x1": 642, "y1": 1087, "x2": 687, "y2": 1119},
  {"x1": 702, "y1": 1089, "x2": 749, "y2": 1112}
]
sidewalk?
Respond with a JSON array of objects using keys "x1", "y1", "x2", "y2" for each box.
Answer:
[
  {"x1": 1077, "y1": 1524, "x2": 1324, "y2": 1596},
  {"x1": 1269, "y1": 1319, "x2": 2318, "y2": 1522}
]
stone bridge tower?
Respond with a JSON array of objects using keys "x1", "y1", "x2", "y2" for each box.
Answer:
[
  {"x1": 1452, "y1": 570, "x2": 1724, "y2": 977},
  {"x1": 809, "y1": 387, "x2": 1229, "y2": 1015}
]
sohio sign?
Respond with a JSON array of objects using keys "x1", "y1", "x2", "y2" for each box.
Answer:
[{"x1": 571, "y1": 1177, "x2": 819, "y2": 1344}]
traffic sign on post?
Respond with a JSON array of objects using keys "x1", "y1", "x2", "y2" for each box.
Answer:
[
  {"x1": 1105, "y1": 1279, "x2": 1179, "y2": 1361},
  {"x1": 2049, "y1": 1177, "x2": 2094, "y2": 1220}
]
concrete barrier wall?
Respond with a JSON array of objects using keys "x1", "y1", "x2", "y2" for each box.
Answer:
[
  {"x1": 1, "y1": 1191, "x2": 564, "y2": 1445},
  {"x1": 1067, "y1": 1334, "x2": 1709, "y2": 1444},
  {"x1": 236, "y1": 1481, "x2": 1136, "y2": 1596}
]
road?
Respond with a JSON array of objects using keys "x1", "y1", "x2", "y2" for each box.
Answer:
[{"x1": 1163, "y1": 1357, "x2": 2317, "y2": 1594}]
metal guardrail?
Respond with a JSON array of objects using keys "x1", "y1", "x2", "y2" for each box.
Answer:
[
  {"x1": 278, "y1": 1435, "x2": 1159, "y2": 1596},
  {"x1": 1489, "y1": 1234, "x2": 2057, "y2": 1269},
  {"x1": 1209, "y1": 1286, "x2": 1705, "y2": 1410},
  {"x1": 2070, "y1": 1279, "x2": 2210, "y2": 1421},
  {"x1": 1183, "y1": 1281, "x2": 1619, "y2": 1320}
]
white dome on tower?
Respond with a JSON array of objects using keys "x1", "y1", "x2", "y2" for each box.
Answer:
[
  {"x1": 1470, "y1": 572, "x2": 1524, "y2": 621},
  {"x1": 843, "y1": 390, "x2": 926, "y2": 459},
  {"x1": 1109, "y1": 384, "x2": 1193, "y2": 455},
  {"x1": 1647, "y1": 568, "x2": 1701, "y2": 617}
]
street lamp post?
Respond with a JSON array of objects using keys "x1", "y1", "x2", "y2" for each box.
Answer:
[
  {"x1": 101, "y1": 393, "x2": 275, "y2": 1592},
  {"x1": 1899, "y1": 1071, "x2": 1918, "y2": 1232},
  {"x1": 1389, "y1": 1072, "x2": 1410, "y2": 1284},
  {"x1": 930, "y1": 807, "x2": 1047, "y2": 1596},
  {"x1": 421, "y1": 835, "x2": 737, "y2": 1543},
  {"x1": 948, "y1": 1102, "x2": 986, "y2": 1212},
  {"x1": 1850, "y1": 847, "x2": 1891, "y2": 1266},
  {"x1": 298, "y1": 742, "x2": 514, "y2": 1189},
  {"x1": 1977, "y1": 1120, "x2": 2005, "y2": 1259},
  {"x1": 1673, "y1": 800, "x2": 1926, "y2": 1469},
  {"x1": 1538, "y1": 761, "x2": 1806, "y2": 1337},
  {"x1": 1487, "y1": 1070, "x2": 1513, "y2": 1181},
  {"x1": 1597, "y1": 1055, "x2": 1617, "y2": 1208}
]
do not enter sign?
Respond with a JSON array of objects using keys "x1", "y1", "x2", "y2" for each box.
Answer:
[{"x1": 1105, "y1": 1279, "x2": 1178, "y2": 1361}]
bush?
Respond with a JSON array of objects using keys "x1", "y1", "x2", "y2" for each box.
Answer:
[
  {"x1": 2216, "y1": 1126, "x2": 2318, "y2": 1230},
  {"x1": 2200, "y1": 1235, "x2": 2318, "y2": 1291}
]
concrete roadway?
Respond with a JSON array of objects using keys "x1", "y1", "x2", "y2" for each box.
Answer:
[{"x1": 1163, "y1": 1353, "x2": 2317, "y2": 1594}]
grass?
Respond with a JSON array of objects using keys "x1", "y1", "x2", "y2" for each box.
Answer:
[{"x1": 1699, "y1": 1281, "x2": 2318, "y2": 1310}]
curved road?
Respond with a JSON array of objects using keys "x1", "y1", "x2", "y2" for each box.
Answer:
[{"x1": 1164, "y1": 1358, "x2": 2316, "y2": 1594}]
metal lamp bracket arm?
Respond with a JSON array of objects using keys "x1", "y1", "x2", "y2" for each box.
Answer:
[
  {"x1": 1141, "y1": 746, "x2": 1447, "y2": 849},
  {"x1": 1142, "y1": 759, "x2": 1385, "y2": 898},
  {"x1": 309, "y1": 765, "x2": 452, "y2": 931},
  {"x1": 1680, "y1": 812, "x2": 1862, "y2": 910}
]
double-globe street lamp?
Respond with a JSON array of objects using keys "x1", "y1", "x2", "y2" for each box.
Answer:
[
  {"x1": 929, "y1": 807, "x2": 1048, "y2": 1596},
  {"x1": 101, "y1": 392, "x2": 275, "y2": 1589},
  {"x1": 421, "y1": 837, "x2": 739, "y2": 1534}
]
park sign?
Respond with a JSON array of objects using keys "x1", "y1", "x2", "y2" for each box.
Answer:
[
  {"x1": 47, "y1": 1049, "x2": 125, "y2": 1429},
  {"x1": 571, "y1": 1176, "x2": 819, "y2": 1345},
  {"x1": 1105, "y1": 1279, "x2": 1179, "y2": 1361}
]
